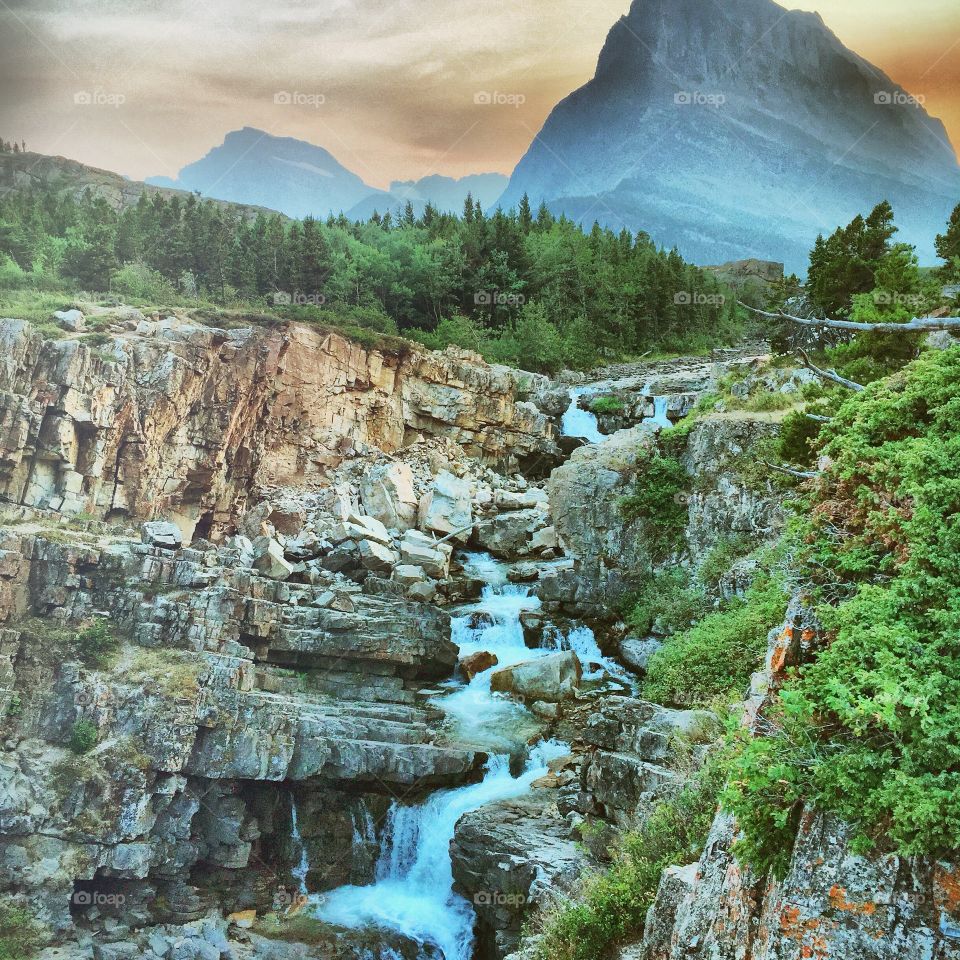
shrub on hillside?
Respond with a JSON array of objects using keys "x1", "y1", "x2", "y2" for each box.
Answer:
[{"x1": 725, "y1": 348, "x2": 960, "y2": 870}]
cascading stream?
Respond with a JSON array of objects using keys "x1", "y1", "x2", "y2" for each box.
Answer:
[
  {"x1": 310, "y1": 552, "x2": 625, "y2": 958},
  {"x1": 561, "y1": 385, "x2": 605, "y2": 443},
  {"x1": 642, "y1": 394, "x2": 671, "y2": 428},
  {"x1": 290, "y1": 795, "x2": 310, "y2": 898}
]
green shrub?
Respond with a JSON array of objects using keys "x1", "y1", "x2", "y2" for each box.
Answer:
[
  {"x1": 772, "y1": 410, "x2": 823, "y2": 467},
  {"x1": 696, "y1": 535, "x2": 754, "y2": 590},
  {"x1": 620, "y1": 450, "x2": 688, "y2": 557},
  {"x1": 531, "y1": 747, "x2": 727, "y2": 960},
  {"x1": 589, "y1": 396, "x2": 625, "y2": 415},
  {"x1": 740, "y1": 390, "x2": 794, "y2": 413},
  {"x1": 74, "y1": 620, "x2": 119, "y2": 667},
  {"x1": 111, "y1": 261, "x2": 177, "y2": 302},
  {"x1": 725, "y1": 348, "x2": 960, "y2": 870},
  {"x1": 69, "y1": 719, "x2": 98, "y2": 754},
  {"x1": 644, "y1": 575, "x2": 786, "y2": 707},
  {"x1": 0, "y1": 899, "x2": 45, "y2": 960},
  {"x1": 625, "y1": 569, "x2": 707, "y2": 636}
]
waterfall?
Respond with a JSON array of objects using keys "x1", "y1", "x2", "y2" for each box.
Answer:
[
  {"x1": 642, "y1": 394, "x2": 672, "y2": 429},
  {"x1": 435, "y1": 555, "x2": 545, "y2": 750},
  {"x1": 312, "y1": 550, "x2": 572, "y2": 959},
  {"x1": 543, "y1": 623, "x2": 635, "y2": 684},
  {"x1": 352, "y1": 799, "x2": 378, "y2": 855},
  {"x1": 314, "y1": 742, "x2": 569, "y2": 960},
  {"x1": 290, "y1": 795, "x2": 310, "y2": 897},
  {"x1": 561, "y1": 386, "x2": 605, "y2": 443}
]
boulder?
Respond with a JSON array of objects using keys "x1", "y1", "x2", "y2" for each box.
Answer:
[
  {"x1": 507, "y1": 563, "x2": 539, "y2": 583},
  {"x1": 332, "y1": 512, "x2": 393, "y2": 547},
  {"x1": 460, "y1": 650, "x2": 499, "y2": 681},
  {"x1": 393, "y1": 564, "x2": 426, "y2": 586},
  {"x1": 267, "y1": 501, "x2": 306, "y2": 536},
  {"x1": 475, "y1": 509, "x2": 549, "y2": 558},
  {"x1": 141, "y1": 520, "x2": 183, "y2": 550},
  {"x1": 53, "y1": 308, "x2": 85, "y2": 332},
  {"x1": 361, "y1": 462, "x2": 418, "y2": 531},
  {"x1": 529, "y1": 525, "x2": 558, "y2": 552},
  {"x1": 619, "y1": 637, "x2": 663, "y2": 674},
  {"x1": 407, "y1": 581, "x2": 437, "y2": 603},
  {"x1": 418, "y1": 471, "x2": 472, "y2": 540},
  {"x1": 490, "y1": 651, "x2": 582, "y2": 702},
  {"x1": 399, "y1": 530, "x2": 452, "y2": 579},
  {"x1": 494, "y1": 488, "x2": 549, "y2": 511},
  {"x1": 251, "y1": 536, "x2": 294, "y2": 580},
  {"x1": 358, "y1": 539, "x2": 398, "y2": 572}
]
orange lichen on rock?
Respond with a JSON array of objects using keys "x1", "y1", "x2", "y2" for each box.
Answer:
[{"x1": 828, "y1": 884, "x2": 877, "y2": 915}]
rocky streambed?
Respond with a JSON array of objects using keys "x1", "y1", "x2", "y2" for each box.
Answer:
[{"x1": 5, "y1": 310, "x2": 943, "y2": 960}]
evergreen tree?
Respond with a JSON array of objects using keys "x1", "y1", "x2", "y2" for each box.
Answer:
[{"x1": 935, "y1": 202, "x2": 960, "y2": 281}]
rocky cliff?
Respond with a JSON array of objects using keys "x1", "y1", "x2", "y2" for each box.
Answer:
[
  {"x1": 0, "y1": 313, "x2": 556, "y2": 542},
  {"x1": 1, "y1": 316, "x2": 951, "y2": 960}
]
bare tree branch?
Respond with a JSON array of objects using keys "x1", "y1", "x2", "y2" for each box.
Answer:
[
  {"x1": 762, "y1": 460, "x2": 819, "y2": 480},
  {"x1": 797, "y1": 349, "x2": 865, "y2": 392},
  {"x1": 739, "y1": 302, "x2": 960, "y2": 333}
]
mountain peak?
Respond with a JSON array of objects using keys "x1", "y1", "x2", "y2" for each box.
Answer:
[{"x1": 499, "y1": 0, "x2": 960, "y2": 270}]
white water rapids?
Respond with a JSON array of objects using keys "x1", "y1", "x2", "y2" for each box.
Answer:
[
  {"x1": 560, "y1": 386, "x2": 605, "y2": 443},
  {"x1": 642, "y1": 395, "x2": 672, "y2": 429},
  {"x1": 309, "y1": 552, "x2": 629, "y2": 959}
]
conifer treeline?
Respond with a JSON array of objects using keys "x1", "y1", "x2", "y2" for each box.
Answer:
[{"x1": 0, "y1": 185, "x2": 737, "y2": 370}]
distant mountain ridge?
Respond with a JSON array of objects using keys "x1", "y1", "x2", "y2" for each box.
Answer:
[
  {"x1": 346, "y1": 173, "x2": 509, "y2": 220},
  {"x1": 0, "y1": 150, "x2": 283, "y2": 221},
  {"x1": 149, "y1": 127, "x2": 508, "y2": 221},
  {"x1": 146, "y1": 127, "x2": 377, "y2": 219},
  {"x1": 497, "y1": 0, "x2": 960, "y2": 270}
]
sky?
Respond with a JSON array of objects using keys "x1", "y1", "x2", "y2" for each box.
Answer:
[{"x1": 0, "y1": 0, "x2": 958, "y2": 188}]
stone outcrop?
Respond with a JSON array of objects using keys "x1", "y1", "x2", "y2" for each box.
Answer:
[
  {"x1": 0, "y1": 316, "x2": 556, "y2": 541},
  {"x1": 490, "y1": 651, "x2": 583, "y2": 703},
  {"x1": 546, "y1": 411, "x2": 783, "y2": 615}
]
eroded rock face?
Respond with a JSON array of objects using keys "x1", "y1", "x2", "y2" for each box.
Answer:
[
  {"x1": 452, "y1": 790, "x2": 588, "y2": 960},
  {"x1": 0, "y1": 317, "x2": 556, "y2": 540},
  {"x1": 640, "y1": 810, "x2": 960, "y2": 960}
]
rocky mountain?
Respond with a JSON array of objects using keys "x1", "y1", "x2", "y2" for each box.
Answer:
[
  {"x1": 345, "y1": 172, "x2": 509, "y2": 220},
  {"x1": 147, "y1": 127, "x2": 379, "y2": 219},
  {"x1": 498, "y1": 0, "x2": 960, "y2": 271},
  {"x1": 149, "y1": 128, "x2": 508, "y2": 222}
]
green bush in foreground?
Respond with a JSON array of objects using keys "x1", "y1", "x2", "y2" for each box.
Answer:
[
  {"x1": 0, "y1": 899, "x2": 45, "y2": 960},
  {"x1": 725, "y1": 348, "x2": 960, "y2": 872},
  {"x1": 643, "y1": 575, "x2": 786, "y2": 708},
  {"x1": 531, "y1": 747, "x2": 727, "y2": 960},
  {"x1": 625, "y1": 569, "x2": 707, "y2": 637}
]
